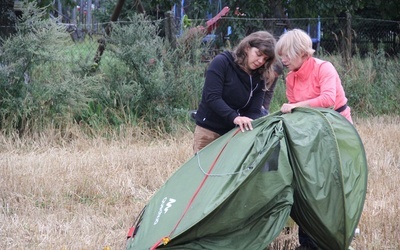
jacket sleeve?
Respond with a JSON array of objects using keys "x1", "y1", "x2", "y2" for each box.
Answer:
[{"x1": 204, "y1": 56, "x2": 239, "y2": 123}]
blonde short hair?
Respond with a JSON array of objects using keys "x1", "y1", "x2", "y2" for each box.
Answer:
[{"x1": 275, "y1": 29, "x2": 315, "y2": 61}]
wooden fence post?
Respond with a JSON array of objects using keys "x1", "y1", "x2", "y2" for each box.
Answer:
[
  {"x1": 165, "y1": 11, "x2": 177, "y2": 49},
  {"x1": 344, "y1": 11, "x2": 352, "y2": 69}
]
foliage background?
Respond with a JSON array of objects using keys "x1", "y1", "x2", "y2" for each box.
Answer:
[{"x1": 0, "y1": 2, "x2": 399, "y2": 136}]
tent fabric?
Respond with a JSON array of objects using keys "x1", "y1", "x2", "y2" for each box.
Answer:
[
  {"x1": 283, "y1": 108, "x2": 368, "y2": 250},
  {"x1": 126, "y1": 108, "x2": 368, "y2": 250}
]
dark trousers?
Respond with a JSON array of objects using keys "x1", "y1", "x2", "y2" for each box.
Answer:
[{"x1": 298, "y1": 226, "x2": 318, "y2": 249}]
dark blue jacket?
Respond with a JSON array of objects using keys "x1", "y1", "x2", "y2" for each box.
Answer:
[{"x1": 195, "y1": 51, "x2": 265, "y2": 135}]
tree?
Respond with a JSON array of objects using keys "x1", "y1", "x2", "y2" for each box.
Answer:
[{"x1": 355, "y1": 0, "x2": 400, "y2": 20}]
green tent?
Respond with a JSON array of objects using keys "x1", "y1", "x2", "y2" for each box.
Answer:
[{"x1": 126, "y1": 108, "x2": 368, "y2": 250}]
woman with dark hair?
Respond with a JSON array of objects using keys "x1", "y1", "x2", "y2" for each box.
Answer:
[{"x1": 193, "y1": 31, "x2": 277, "y2": 152}]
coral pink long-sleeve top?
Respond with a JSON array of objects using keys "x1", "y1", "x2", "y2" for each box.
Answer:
[{"x1": 285, "y1": 57, "x2": 352, "y2": 122}]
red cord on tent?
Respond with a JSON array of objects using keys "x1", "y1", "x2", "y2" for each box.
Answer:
[
  {"x1": 150, "y1": 128, "x2": 241, "y2": 249},
  {"x1": 126, "y1": 227, "x2": 135, "y2": 239}
]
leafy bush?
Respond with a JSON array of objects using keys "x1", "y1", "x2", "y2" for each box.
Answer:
[
  {"x1": 98, "y1": 14, "x2": 209, "y2": 132},
  {"x1": 0, "y1": 3, "x2": 101, "y2": 135}
]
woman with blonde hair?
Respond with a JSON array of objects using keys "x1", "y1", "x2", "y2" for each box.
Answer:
[
  {"x1": 276, "y1": 28, "x2": 353, "y2": 249},
  {"x1": 276, "y1": 28, "x2": 353, "y2": 124}
]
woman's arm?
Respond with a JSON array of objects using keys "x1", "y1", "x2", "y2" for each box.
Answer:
[
  {"x1": 203, "y1": 56, "x2": 239, "y2": 123},
  {"x1": 281, "y1": 62, "x2": 338, "y2": 113}
]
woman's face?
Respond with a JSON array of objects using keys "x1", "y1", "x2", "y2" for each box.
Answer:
[
  {"x1": 280, "y1": 53, "x2": 307, "y2": 72},
  {"x1": 245, "y1": 47, "x2": 269, "y2": 71}
]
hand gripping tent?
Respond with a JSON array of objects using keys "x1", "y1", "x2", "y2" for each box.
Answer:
[{"x1": 126, "y1": 108, "x2": 368, "y2": 250}]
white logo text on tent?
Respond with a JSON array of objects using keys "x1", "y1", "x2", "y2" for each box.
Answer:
[{"x1": 153, "y1": 197, "x2": 176, "y2": 225}]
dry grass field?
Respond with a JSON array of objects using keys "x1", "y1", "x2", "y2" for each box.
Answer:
[{"x1": 1, "y1": 116, "x2": 399, "y2": 250}]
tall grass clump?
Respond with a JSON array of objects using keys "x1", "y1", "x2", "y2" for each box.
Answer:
[{"x1": 0, "y1": 3, "x2": 101, "y2": 135}]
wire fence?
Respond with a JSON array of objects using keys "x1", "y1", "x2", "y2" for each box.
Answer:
[
  {"x1": 1, "y1": 16, "x2": 399, "y2": 66},
  {"x1": 171, "y1": 16, "x2": 400, "y2": 57}
]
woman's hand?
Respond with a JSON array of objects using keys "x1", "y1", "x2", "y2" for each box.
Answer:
[
  {"x1": 280, "y1": 103, "x2": 297, "y2": 113},
  {"x1": 233, "y1": 116, "x2": 254, "y2": 132}
]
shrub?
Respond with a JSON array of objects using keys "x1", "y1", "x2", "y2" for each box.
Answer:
[
  {"x1": 99, "y1": 14, "x2": 209, "y2": 132},
  {"x1": 0, "y1": 3, "x2": 101, "y2": 135}
]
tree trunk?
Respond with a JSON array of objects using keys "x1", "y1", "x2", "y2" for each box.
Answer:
[
  {"x1": 93, "y1": 0, "x2": 126, "y2": 66},
  {"x1": 80, "y1": 0, "x2": 84, "y2": 25},
  {"x1": 72, "y1": 3, "x2": 77, "y2": 24},
  {"x1": 93, "y1": 0, "x2": 99, "y2": 32},
  {"x1": 87, "y1": 0, "x2": 92, "y2": 30},
  {"x1": 165, "y1": 11, "x2": 177, "y2": 49},
  {"x1": 106, "y1": 0, "x2": 125, "y2": 35},
  {"x1": 343, "y1": 11, "x2": 352, "y2": 70}
]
